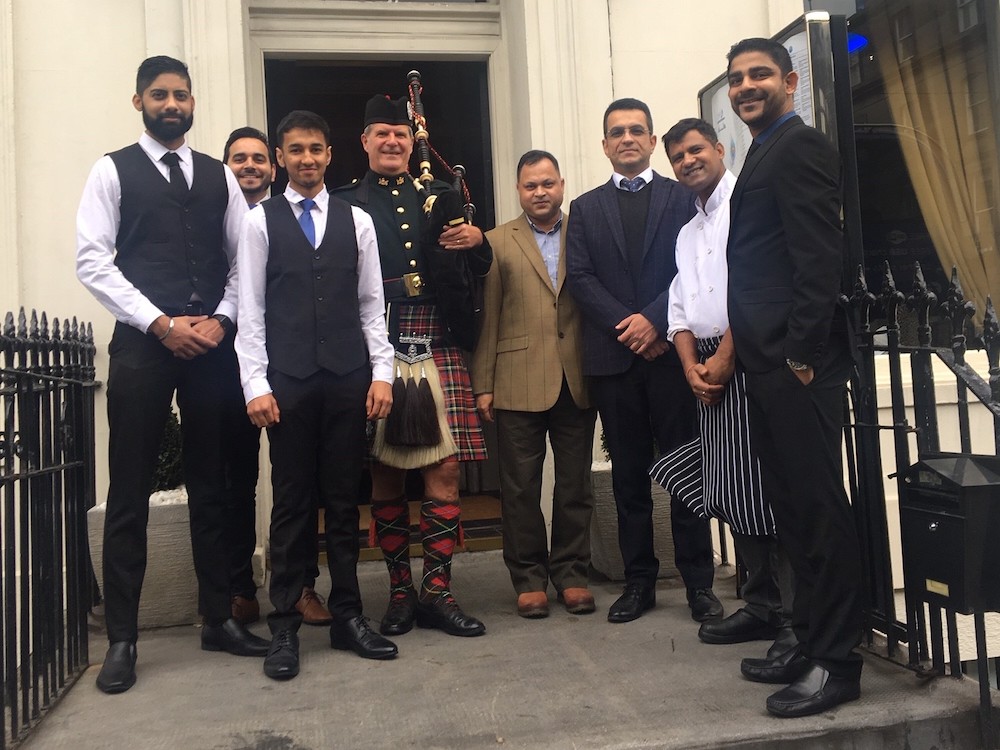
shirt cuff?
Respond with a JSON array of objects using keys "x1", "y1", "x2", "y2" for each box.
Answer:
[
  {"x1": 132, "y1": 303, "x2": 167, "y2": 335},
  {"x1": 243, "y1": 378, "x2": 273, "y2": 405}
]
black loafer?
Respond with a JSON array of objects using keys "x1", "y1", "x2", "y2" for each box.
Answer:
[
  {"x1": 607, "y1": 582, "x2": 655, "y2": 623},
  {"x1": 380, "y1": 589, "x2": 417, "y2": 636},
  {"x1": 263, "y1": 629, "x2": 300, "y2": 680},
  {"x1": 687, "y1": 588, "x2": 724, "y2": 623},
  {"x1": 766, "y1": 664, "x2": 861, "y2": 717},
  {"x1": 416, "y1": 598, "x2": 486, "y2": 637},
  {"x1": 331, "y1": 616, "x2": 398, "y2": 659},
  {"x1": 201, "y1": 617, "x2": 269, "y2": 657},
  {"x1": 698, "y1": 608, "x2": 778, "y2": 644},
  {"x1": 96, "y1": 641, "x2": 137, "y2": 694},
  {"x1": 741, "y1": 644, "x2": 811, "y2": 684}
]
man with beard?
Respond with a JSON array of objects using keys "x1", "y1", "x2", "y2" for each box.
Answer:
[
  {"x1": 224, "y1": 128, "x2": 276, "y2": 208},
  {"x1": 725, "y1": 37, "x2": 862, "y2": 716},
  {"x1": 77, "y1": 55, "x2": 267, "y2": 695},
  {"x1": 221, "y1": 127, "x2": 332, "y2": 627}
]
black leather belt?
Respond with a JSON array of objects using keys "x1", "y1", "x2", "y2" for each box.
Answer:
[
  {"x1": 161, "y1": 301, "x2": 206, "y2": 317},
  {"x1": 383, "y1": 273, "x2": 432, "y2": 301}
]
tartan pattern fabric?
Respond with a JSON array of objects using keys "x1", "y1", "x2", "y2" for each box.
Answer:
[
  {"x1": 370, "y1": 496, "x2": 413, "y2": 597},
  {"x1": 419, "y1": 499, "x2": 461, "y2": 602},
  {"x1": 393, "y1": 303, "x2": 487, "y2": 462}
]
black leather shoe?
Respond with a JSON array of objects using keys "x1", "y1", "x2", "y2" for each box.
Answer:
[
  {"x1": 96, "y1": 641, "x2": 137, "y2": 694},
  {"x1": 331, "y1": 616, "x2": 399, "y2": 660},
  {"x1": 201, "y1": 618, "x2": 269, "y2": 657},
  {"x1": 380, "y1": 589, "x2": 417, "y2": 636},
  {"x1": 687, "y1": 588, "x2": 724, "y2": 622},
  {"x1": 263, "y1": 629, "x2": 299, "y2": 680},
  {"x1": 416, "y1": 598, "x2": 486, "y2": 637},
  {"x1": 741, "y1": 644, "x2": 811, "y2": 684},
  {"x1": 698, "y1": 608, "x2": 778, "y2": 644},
  {"x1": 607, "y1": 582, "x2": 655, "y2": 623},
  {"x1": 766, "y1": 664, "x2": 861, "y2": 717}
]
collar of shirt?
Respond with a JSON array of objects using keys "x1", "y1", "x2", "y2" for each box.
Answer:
[
  {"x1": 284, "y1": 185, "x2": 330, "y2": 212},
  {"x1": 527, "y1": 213, "x2": 563, "y2": 236},
  {"x1": 138, "y1": 131, "x2": 192, "y2": 166},
  {"x1": 697, "y1": 170, "x2": 737, "y2": 218},
  {"x1": 612, "y1": 167, "x2": 654, "y2": 190},
  {"x1": 754, "y1": 110, "x2": 797, "y2": 145}
]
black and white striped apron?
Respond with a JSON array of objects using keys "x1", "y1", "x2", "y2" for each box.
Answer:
[{"x1": 649, "y1": 336, "x2": 774, "y2": 536}]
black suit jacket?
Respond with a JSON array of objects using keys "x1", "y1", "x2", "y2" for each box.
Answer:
[
  {"x1": 727, "y1": 115, "x2": 846, "y2": 374},
  {"x1": 565, "y1": 173, "x2": 695, "y2": 377}
]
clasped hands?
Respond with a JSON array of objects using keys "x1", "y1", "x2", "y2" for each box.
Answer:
[
  {"x1": 615, "y1": 313, "x2": 668, "y2": 361},
  {"x1": 686, "y1": 353, "x2": 735, "y2": 406}
]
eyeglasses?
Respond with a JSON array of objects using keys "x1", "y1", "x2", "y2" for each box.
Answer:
[{"x1": 605, "y1": 125, "x2": 650, "y2": 140}]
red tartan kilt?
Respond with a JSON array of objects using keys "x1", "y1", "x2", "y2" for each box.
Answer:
[{"x1": 393, "y1": 303, "x2": 487, "y2": 462}]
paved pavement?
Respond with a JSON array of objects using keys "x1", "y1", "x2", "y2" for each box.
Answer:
[{"x1": 24, "y1": 551, "x2": 985, "y2": 750}]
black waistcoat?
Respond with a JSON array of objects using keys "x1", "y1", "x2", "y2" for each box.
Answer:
[
  {"x1": 109, "y1": 144, "x2": 230, "y2": 313},
  {"x1": 262, "y1": 195, "x2": 368, "y2": 379}
]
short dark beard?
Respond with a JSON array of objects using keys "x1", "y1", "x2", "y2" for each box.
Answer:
[{"x1": 143, "y1": 108, "x2": 193, "y2": 143}]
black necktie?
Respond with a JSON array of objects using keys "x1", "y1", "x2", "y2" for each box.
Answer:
[
  {"x1": 746, "y1": 140, "x2": 761, "y2": 159},
  {"x1": 161, "y1": 152, "x2": 188, "y2": 197}
]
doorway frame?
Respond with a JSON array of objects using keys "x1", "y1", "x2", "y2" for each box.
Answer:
[{"x1": 241, "y1": 0, "x2": 518, "y2": 221}]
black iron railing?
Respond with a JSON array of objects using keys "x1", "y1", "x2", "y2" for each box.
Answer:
[
  {"x1": 1, "y1": 308, "x2": 98, "y2": 750},
  {"x1": 845, "y1": 263, "x2": 1000, "y2": 747}
]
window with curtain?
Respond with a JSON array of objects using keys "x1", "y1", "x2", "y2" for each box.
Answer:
[{"x1": 850, "y1": 0, "x2": 999, "y2": 325}]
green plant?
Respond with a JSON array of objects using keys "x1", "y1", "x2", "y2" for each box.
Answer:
[{"x1": 150, "y1": 407, "x2": 183, "y2": 492}]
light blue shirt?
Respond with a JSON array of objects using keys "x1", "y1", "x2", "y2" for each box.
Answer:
[{"x1": 527, "y1": 214, "x2": 563, "y2": 289}]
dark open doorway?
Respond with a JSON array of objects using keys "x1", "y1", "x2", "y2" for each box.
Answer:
[{"x1": 263, "y1": 58, "x2": 496, "y2": 231}]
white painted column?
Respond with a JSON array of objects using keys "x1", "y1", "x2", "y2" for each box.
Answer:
[{"x1": 0, "y1": 0, "x2": 18, "y2": 311}]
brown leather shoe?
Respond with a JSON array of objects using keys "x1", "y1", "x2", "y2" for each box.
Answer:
[
  {"x1": 231, "y1": 595, "x2": 260, "y2": 626},
  {"x1": 516, "y1": 591, "x2": 549, "y2": 618},
  {"x1": 295, "y1": 587, "x2": 333, "y2": 626},
  {"x1": 559, "y1": 587, "x2": 596, "y2": 615}
]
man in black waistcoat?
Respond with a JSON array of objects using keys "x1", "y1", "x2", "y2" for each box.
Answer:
[
  {"x1": 76, "y1": 56, "x2": 268, "y2": 695},
  {"x1": 235, "y1": 110, "x2": 399, "y2": 680},
  {"x1": 221, "y1": 127, "x2": 333, "y2": 628},
  {"x1": 565, "y1": 98, "x2": 721, "y2": 625}
]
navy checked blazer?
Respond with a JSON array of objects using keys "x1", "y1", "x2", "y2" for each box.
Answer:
[{"x1": 565, "y1": 172, "x2": 696, "y2": 377}]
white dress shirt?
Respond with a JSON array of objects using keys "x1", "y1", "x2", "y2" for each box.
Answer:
[
  {"x1": 666, "y1": 169, "x2": 736, "y2": 342},
  {"x1": 235, "y1": 185, "x2": 394, "y2": 404},
  {"x1": 76, "y1": 132, "x2": 247, "y2": 333}
]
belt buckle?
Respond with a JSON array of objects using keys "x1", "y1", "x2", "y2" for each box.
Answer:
[{"x1": 402, "y1": 272, "x2": 424, "y2": 297}]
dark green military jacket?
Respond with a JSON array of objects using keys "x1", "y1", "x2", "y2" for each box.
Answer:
[{"x1": 333, "y1": 170, "x2": 452, "y2": 302}]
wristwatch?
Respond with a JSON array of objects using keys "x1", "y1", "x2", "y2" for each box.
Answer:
[
  {"x1": 212, "y1": 314, "x2": 234, "y2": 334},
  {"x1": 786, "y1": 358, "x2": 810, "y2": 372}
]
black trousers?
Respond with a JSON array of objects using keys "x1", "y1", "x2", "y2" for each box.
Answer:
[
  {"x1": 495, "y1": 380, "x2": 597, "y2": 593},
  {"x1": 103, "y1": 323, "x2": 234, "y2": 642},
  {"x1": 743, "y1": 334, "x2": 863, "y2": 679},
  {"x1": 591, "y1": 356, "x2": 714, "y2": 588},
  {"x1": 266, "y1": 366, "x2": 370, "y2": 634},
  {"x1": 220, "y1": 340, "x2": 263, "y2": 599}
]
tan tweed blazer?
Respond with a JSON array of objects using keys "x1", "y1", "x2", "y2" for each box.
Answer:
[{"x1": 471, "y1": 213, "x2": 589, "y2": 412}]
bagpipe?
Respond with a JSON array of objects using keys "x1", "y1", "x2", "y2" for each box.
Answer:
[{"x1": 380, "y1": 70, "x2": 491, "y2": 456}]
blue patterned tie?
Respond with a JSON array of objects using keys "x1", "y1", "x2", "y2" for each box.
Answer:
[
  {"x1": 620, "y1": 176, "x2": 646, "y2": 193},
  {"x1": 299, "y1": 198, "x2": 316, "y2": 246}
]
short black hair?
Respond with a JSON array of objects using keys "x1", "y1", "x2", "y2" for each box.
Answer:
[
  {"x1": 516, "y1": 150, "x2": 560, "y2": 180},
  {"x1": 136, "y1": 56, "x2": 190, "y2": 96},
  {"x1": 275, "y1": 110, "x2": 331, "y2": 148},
  {"x1": 603, "y1": 98, "x2": 653, "y2": 135},
  {"x1": 726, "y1": 38, "x2": 793, "y2": 77},
  {"x1": 662, "y1": 118, "x2": 718, "y2": 154},
  {"x1": 223, "y1": 127, "x2": 270, "y2": 163}
]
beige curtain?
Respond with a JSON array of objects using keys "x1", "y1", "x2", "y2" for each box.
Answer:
[{"x1": 869, "y1": 5, "x2": 999, "y2": 322}]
